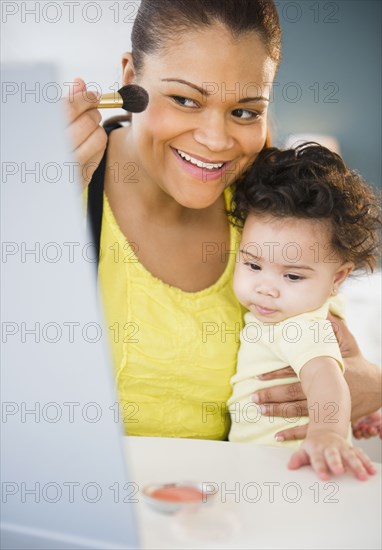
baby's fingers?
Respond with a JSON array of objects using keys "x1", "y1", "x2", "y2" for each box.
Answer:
[
  {"x1": 308, "y1": 451, "x2": 331, "y2": 481},
  {"x1": 288, "y1": 449, "x2": 330, "y2": 481},
  {"x1": 353, "y1": 447, "x2": 377, "y2": 476},
  {"x1": 288, "y1": 449, "x2": 310, "y2": 471},
  {"x1": 342, "y1": 447, "x2": 372, "y2": 481},
  {"x1": 324, "y1": 447, "x2": 345, "y2": 476}
]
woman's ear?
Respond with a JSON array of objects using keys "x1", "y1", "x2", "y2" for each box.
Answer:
[
  {"x1": 121, "y1": 52, "x2": 136, "y2": 86},
  {"x1": 331, "y1": 262, "x2": 354, "y2": 295}
]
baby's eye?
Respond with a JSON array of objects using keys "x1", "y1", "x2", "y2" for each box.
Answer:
[
  {"x1": 244, "y1": 262, "x2": 261, "y2": 271},
  {"x1": 171, "y1": 96, "x2": 199, "y2": 108},
  {"x1": 232, "y1": 108, "x2": 261, "y2": 121},
  {"x1": 285, "y1": 273, "x2": 304, "y2": 282}
]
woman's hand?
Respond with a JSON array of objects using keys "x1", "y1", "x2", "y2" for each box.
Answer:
[
  {"x1": 328, "y1": 313, "x2": 382, "y2": 422},
  {"x1": 288, "y1": 431, "x2": 377, "y2": 481},
  {"x1": 64, "y1": 78, "x2": 108, "y2": 188},
  {"x1": 352, "y1": 411, "x2": 382, "y2": 439},
  {"x1": 251, "y1": 314, "x2": 382, "y2": 442},
  {"x1": 251, "y1": 367, "x2": 309, "y2": 442}
]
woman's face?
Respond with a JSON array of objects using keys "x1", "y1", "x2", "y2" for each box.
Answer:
[{"x1": 123, "y1": 24, "x2": 277, "y2": 209}]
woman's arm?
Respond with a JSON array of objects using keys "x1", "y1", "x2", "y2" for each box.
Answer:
[
  {"x1": 329, "y1": 313, "x2": 382, "y2": 421},
  {"x1": 251, "y1": 316, "x2": 382, "y2": 441}
]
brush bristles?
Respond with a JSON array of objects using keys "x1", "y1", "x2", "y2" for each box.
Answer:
[{"x1": 118, "y1": 85, "x2": 149, "y2": 113}]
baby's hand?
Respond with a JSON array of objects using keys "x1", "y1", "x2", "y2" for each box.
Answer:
[
  {"x1": 352, "y1": 410, "x2": 382, "y2": 439},
  {"x1": 288, "y1": 431, "x2": 377, "y2": 481}
]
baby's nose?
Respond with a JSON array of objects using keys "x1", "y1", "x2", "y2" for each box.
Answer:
[{"x1": 255, "y1": 282, "x2": 279, "y2": 298}]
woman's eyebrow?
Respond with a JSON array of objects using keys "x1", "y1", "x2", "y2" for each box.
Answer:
[
  {"x1": 161, "y1": 78, "x2": 269, "y2": 102},
  {"x1": 238, "y1": 96, "x2": 269, "y2": 104},
  {"x1": 161, "y1": 78, "x2": 208, "y2": 95}
]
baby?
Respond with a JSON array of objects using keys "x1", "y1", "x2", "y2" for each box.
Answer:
[{"x1": 228, "y1": 143, "x2": 381, "y2": 480}]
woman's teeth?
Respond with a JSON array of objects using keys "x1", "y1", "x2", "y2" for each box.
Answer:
[{"x1": 176, "y1": 149, "x2": 224, "y2": 170}]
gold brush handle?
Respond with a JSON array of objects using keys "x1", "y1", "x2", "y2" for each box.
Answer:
[{"x1": 97, "y1": 92, "x2": 123, "y2": 108}]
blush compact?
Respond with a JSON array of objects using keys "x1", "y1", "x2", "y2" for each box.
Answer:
[{"x1": 141, "y1": 482, "x2": 217, "y2": 514}]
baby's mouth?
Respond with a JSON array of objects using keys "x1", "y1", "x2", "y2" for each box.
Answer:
[{"x1": 254, "y1": 305, "x2": 278, "y2": 315}]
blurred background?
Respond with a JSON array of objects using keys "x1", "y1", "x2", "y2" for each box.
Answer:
[
  {"x1": 1, "y1": 0, "x2": 381, "y2": 457},
  {"x1": 273, "y1": 0, "x2": 381, "y2": 190}
]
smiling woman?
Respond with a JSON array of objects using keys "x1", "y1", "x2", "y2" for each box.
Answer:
[
  {"x1": 65, "y1": 0, "x2": 382, "y2": 441},
  {"x1": 114, "y1": 27, "x2": 276, "y2": 212}
]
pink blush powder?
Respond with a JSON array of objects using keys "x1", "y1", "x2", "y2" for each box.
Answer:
[{"x1": 150, "y1": 486, "x2": 204, "y2": 503}]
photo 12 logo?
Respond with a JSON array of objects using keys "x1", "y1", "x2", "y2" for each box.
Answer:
[{"x1": 1, "y1": 2, "x2": 141, "y2": 24}]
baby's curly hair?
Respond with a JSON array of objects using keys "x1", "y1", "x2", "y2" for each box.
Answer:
[{"x1": 230, "y1": 143, "x2": 382, "y2": 273}]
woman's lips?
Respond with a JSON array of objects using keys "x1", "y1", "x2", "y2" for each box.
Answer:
[{"x1": 171, "y1": 147, "x2": 235, "y2": 182}]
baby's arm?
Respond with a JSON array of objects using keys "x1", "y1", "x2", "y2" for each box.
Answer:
[{"x1": 288, "y1": 357, "x2": 377, "y2": 480}]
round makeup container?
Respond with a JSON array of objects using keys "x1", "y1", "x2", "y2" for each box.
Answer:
[{"x1": 142, "y1": 482, "x2": 217, "y2": 514}]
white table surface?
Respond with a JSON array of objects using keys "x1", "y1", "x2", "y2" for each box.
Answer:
[{"x1": 124, "y1": 436, "x2": 381, "y2": 550}]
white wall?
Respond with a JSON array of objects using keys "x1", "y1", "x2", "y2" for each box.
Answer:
[{"x1": 1, "y1": 0, "x2": 138, "y2": 121}]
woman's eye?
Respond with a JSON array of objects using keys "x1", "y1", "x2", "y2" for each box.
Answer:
[
  {"x1": 244, "y1": 262, "x2": 261, "y2": 271},
  {"x1": 232, "y1": 108, "x2": 261, "y2": 121},
  {"x1": 171, "y1": 96, "x2": 199, "y2": 108},
  {"x1": 285, "y1": 274, "x2": 304, "y2": 282}
]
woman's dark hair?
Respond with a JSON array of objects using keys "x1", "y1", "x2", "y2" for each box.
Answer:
[
  {"x1": 131, "y1": 0, "x2": 281, "y2": 75},
  {"x1": 105, "y1": 0, "x2": 281, "y2": 147},
  {"x1": 229, "y1": 144, "x2": 382, "y2": 273}
]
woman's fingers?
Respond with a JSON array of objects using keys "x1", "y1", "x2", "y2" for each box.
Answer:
[
  {"x1": 63, "y1": 77, "x2": 107, "y2": 188},
  {"x1": 352, "y1": 410, "x2": 382, "y2": 439},
  {"x1": 258, "y1": 401, "x2": 307, "y2": 418},
  {"x1": 67, "y1": 76, "x2": 86, "y2": 101},
  {"x1": 72, "y1": 120, "x2": 107, "y2": 167},
  {"x1": 70, "y1": 108, "x2": 103, "y2": 151},
  {"x1": 327, "y1": 313, "x2": 361, "y2": 358},
  {"x1": 252, "y1": 381, "x2": 306, "y2": 407},
  {"x1": 353, "y1": 426, "x2": 378, "y2": 439},
  {"x1": 72, "y1": 125, "x2": 107, "y2": 186},
  {"x1": 64, "y1": 79, "x2": 99, "y2": 125},
  {"x1": 256, "y1": 367, "x2": 296, "y2": 380},
  {"x1": 275, "y1": 424, "x2": 308, "y2": 442}
]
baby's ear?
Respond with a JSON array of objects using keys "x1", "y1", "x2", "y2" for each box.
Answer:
[{"x1": 333, "y1": 262, "x2": 354, "y2": 288}]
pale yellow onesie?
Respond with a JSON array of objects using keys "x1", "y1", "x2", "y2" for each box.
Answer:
[{"x1": 228, "y1": 297, "x2": 346, "y2": 448}]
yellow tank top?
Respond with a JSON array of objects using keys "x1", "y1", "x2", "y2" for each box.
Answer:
[{"x1": 93, "y1": 186, "x2": 245, "y2": 439}]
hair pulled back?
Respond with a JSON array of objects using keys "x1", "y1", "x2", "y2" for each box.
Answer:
[
  {"x1": 105, "y1": 0, "x2": 281, "y2": 133},
  {"x1": 131, "y1": 0, "x2": 281, "y2": 75}
]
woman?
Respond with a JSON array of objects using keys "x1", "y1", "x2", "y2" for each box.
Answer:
[{"x1": 66, "y1": 0, "x2": 381, "y2": 440}]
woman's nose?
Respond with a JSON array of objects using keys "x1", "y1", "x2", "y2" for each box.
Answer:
[{"x1": 193, "y1": 113, "x2": 234, "y2": 152}]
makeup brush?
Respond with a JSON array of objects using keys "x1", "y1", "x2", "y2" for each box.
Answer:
[{"x1": 97, "y1": 84, "x2": 149, "y2": 113}]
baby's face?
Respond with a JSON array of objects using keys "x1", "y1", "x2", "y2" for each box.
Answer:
[{"x1": 233, "y1": 214, "x2": 353, "y2": 322}]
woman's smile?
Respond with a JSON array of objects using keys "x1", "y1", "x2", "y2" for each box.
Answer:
[{"x1": 170, "y1": 146, "x2": 236, "y2": 182}]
